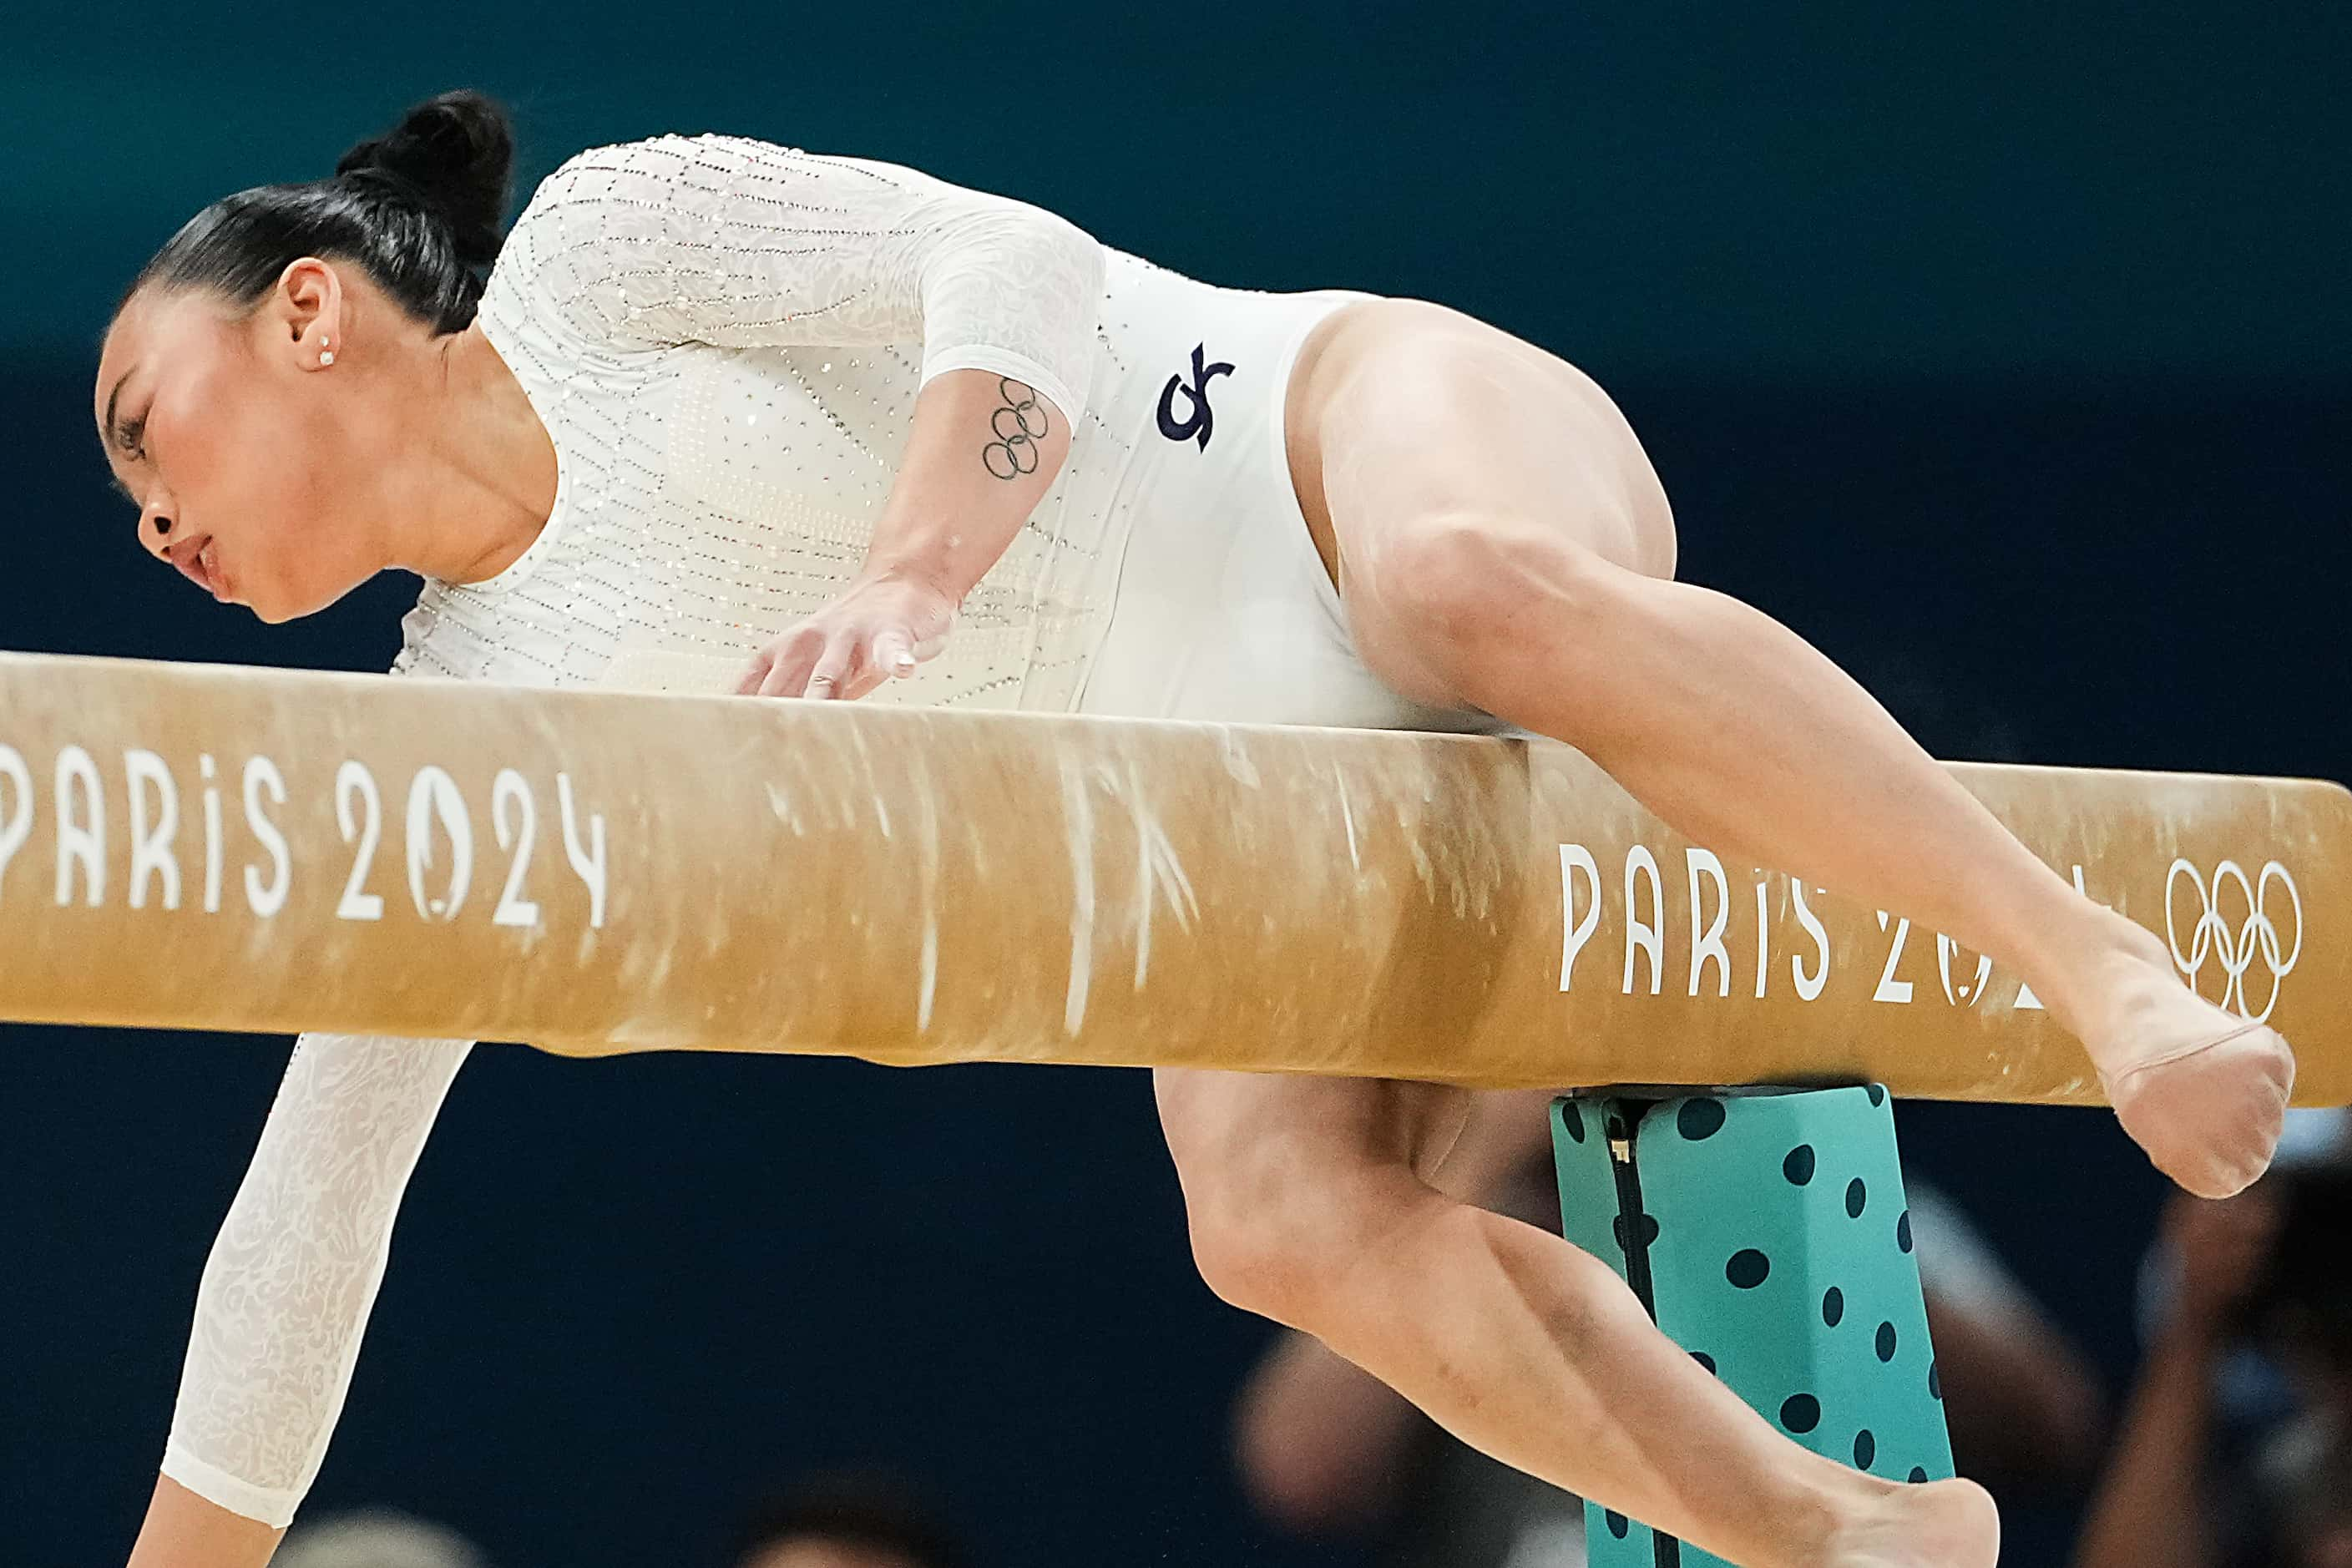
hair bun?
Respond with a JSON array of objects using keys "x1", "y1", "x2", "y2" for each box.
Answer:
[{"x1": 334, "y1": 90, "x2": 515, "y2": 270}]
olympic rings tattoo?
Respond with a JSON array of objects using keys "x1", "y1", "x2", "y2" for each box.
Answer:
[{"x1": 982, "y1": 378, "x2": 1050, "y2": 480}]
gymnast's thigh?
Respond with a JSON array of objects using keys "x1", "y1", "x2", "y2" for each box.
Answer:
[
  {"x1": 1151, "y1": 1065, "x2": 1473, "y2": 1191},
  {"x1": 1304, "y1": 296, "x2": 1677, "y2": 582}
]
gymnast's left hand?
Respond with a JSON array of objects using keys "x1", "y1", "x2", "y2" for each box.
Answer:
[{"x1": 736, "y1": 566, "x2": 956, "y2": 701}]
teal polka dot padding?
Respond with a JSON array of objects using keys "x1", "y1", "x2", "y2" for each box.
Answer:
[{"x1": 1551, "y1": 1088, "x2": 1952, "y2": 1566}]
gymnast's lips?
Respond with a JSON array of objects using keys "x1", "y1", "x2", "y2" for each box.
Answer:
[{"x1": 169, "y1": 536, "x2": 227, "y2": 599}]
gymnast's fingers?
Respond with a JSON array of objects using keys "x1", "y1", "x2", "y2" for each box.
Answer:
[
  {"x1": 756, "y1": 626, "x2": 826, "y2": 699},
  {"x1": 735, "y1": 647, "x2": 774, "y2": 697},
  {"x1": 800, "y1": 633, "x2": 860, "y2": 701},
  {"x1": 873, "y1": 628, "x2": 918, "y2": 680}
]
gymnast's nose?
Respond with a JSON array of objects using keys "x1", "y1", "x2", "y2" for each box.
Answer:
[{"x1": 138, "y1": 498, "x2": 177, "y2": 562}]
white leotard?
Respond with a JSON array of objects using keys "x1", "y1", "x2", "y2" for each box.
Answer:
[{"x1": 161, "y1": 131, "x2": 1495, "y2": 1525}]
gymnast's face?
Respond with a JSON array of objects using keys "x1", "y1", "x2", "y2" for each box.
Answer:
[{"x1": 95, "y1": 261, "x2": 387, "y2": 625}]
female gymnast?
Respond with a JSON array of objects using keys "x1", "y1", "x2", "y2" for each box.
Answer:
[{"x1": 95, "y1": 91, "x2": 2291, "y2": 1568}]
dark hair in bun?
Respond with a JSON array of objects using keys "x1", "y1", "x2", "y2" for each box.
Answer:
[{"x1": 122, "y1": 90, "x2": 517, "y2": 335}]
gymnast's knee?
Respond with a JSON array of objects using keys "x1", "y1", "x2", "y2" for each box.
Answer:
[
  {"x1": 1362, "y1": 509, "x2": 1621, "y2": 683},
  {"x1": 1179, "y1": 1156, "x2": 1426, "y2": 1328}
]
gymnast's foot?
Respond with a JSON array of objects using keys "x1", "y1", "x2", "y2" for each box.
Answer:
[
  {"x1": 1823, "y1": 1476, "x2": 2000, "y2": 1568},
  {"x1": 2081, "y1": 924, "x2": 2295, "y2": 1200}
]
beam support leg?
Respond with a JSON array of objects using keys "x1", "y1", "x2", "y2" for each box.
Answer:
[{"x1": 1552, "y1": 1085, "x2": 1952, "y2": 1565}]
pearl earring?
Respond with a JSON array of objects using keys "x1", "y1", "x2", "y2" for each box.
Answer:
[{"x1": 319, "y1": 340, "x2": 335, "y2": 367}]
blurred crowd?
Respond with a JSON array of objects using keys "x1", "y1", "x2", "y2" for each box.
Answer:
[
  {"x1": 274, "y1": 1472, "x2": 967, "y2": 1568},
  {"x1": 271, "y1": 1096, "x2": 2352, "y2": 1568}
]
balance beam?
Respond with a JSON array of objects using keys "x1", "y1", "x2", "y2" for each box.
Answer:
[{"x1": 0, "y1": 651, "x2": 2339, "y2": 1103}]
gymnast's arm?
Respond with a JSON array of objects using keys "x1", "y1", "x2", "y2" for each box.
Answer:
[
  {"x1": 124, "y1": 1032, "x2": 476, "y2": 1567},
  {"x1": 513, "y1": 133, "x2": 1103, "y2": 695},
  {"x1": 737, "y1": 363, "x2": 1076, "y2": 700},
  {"x1": 521, "y1": 132, "x2": 1103, "y2": 432}
]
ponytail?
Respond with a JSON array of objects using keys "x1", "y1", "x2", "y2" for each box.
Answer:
[{"x1": 122, "y1": 89, "x2": 518, "y2": 334}]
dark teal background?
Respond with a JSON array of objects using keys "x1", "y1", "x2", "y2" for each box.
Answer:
[
  {"x1": 10, "y1": 3, "x2": 2349, "y2": 378},
  {"x1": 3, "y1": 5, "x2": 2346, "y2": 1565}
]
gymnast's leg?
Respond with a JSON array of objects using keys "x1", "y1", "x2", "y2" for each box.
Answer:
[
  {"x1": 1286, "y1": 298, "x2": 2289, "y2": 1201},
  {"x1": 1157, "y1": 1069, "x2": 1999, "y2": 1567}
]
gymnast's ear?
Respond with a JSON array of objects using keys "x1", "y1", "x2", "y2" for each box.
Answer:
[{"x1": 256, "y1": 257, "x2": 346, "y2": 367}]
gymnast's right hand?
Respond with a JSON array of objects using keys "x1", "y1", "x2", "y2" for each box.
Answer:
[{"x1": 736, "y1": 565, "x2": 956, "y2": 701}]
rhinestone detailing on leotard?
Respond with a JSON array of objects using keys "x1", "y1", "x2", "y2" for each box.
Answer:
[{"x1": 388, "y1": 131, "x2": 1125, "y2": 708}]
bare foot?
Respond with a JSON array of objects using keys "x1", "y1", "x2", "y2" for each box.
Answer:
[
  {"x1": 1825, "y1": 1477, "x2": 2000, "y2": 1568},
  {"x1": 2084, "y1": 933, "x2": 2295, "y2": 1199}
]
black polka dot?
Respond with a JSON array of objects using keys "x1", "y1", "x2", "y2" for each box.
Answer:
[
  {"x1": 1897, "y1": 1210, "x2": 1914, "y2": 1253},
  {"x1": 1727, "y1": 1249, "x2": 1772, "y2": 1288},
  {"x1": 1677, "y1": 1097, "x2": 1727, "y2": 1141},
  {"x1": 1822, "y1": 1287, "x2": 1845, "y2": 1327},
  {"x1": 1867, "y1": 1084, "x2": 1887, "y2": 1107},
  {"x1": 1780, "y1": 1393, "x2": 1821, "y2": 1434},
  {"x1": 1606, "y1": 1510, "x2": 1629, "y2": 1540},
  {"x1": 1783, "y1": 1145, "x2": 1817, "y2": 1186},
  {"x1": 1692, "y1": 1351, "x2": 1717, "y2": 1375},
  {"x1": 1929, "y1": 1360, "x2": 1942, "y2": 1400},
  {"x1": 1560, "y1": 1101, "x2": 1586, "y2": 1144},
  {"x1": 1909, "y1": 1467, "x2": 1929, "y2": 1484},
  {"x1": 1875, "y1": 1322, "x2": 1898, "y2": 1362},
  {"x1": 1854, "y1": 1429, "x2": 1876, "y2": 1469},
  {"x1": 1845, "y1": 1178, "x2": 1869, "y2": 1218}
]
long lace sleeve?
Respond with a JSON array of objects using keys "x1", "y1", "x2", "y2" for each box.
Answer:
[
  {"x1": 511, "y1": 132, "x2": 1106, "y2": 425},
  {"x1": 158, "y1": 1031, "x2": 473, "y2": 1527}
]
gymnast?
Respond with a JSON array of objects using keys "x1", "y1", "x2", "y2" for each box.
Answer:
[{"x1": 94, "y1": 91, "x2": 2291, "y2": 1567}]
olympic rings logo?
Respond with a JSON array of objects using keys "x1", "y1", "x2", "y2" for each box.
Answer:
[
  {"x1": 2164, "y1": 859, "x2": 2303, "y2": 1022},
  {"x1": 982, "y1": 379, "x2": 1049, "y2": 481}
]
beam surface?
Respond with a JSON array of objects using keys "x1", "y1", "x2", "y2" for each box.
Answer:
[{"x1": 0, "y1": 652, "x2": 2342, "y2": 1104}]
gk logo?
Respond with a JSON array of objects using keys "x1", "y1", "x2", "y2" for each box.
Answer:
[
  {"x1": 1156, "y1": 342, "x2": 1236, "y2": 450},
  {"x1": 2165, "y1": 858, "x2": 2303, "y2": 1022}
]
